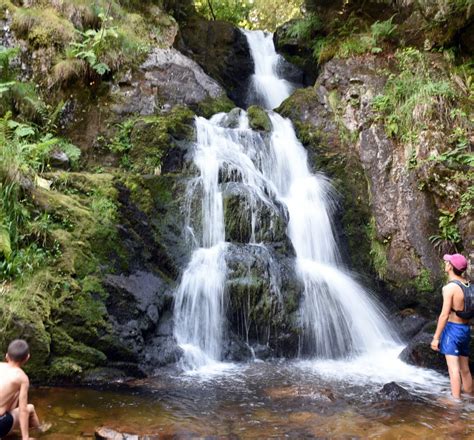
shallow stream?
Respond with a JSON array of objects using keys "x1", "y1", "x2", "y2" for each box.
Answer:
[{"x1": 29, "y1": 349, "x2": 474, "y2": 439}]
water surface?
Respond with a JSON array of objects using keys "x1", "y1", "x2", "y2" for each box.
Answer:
[{"x1": 29, "y1": 355, "x2": 474, "y2": 439}]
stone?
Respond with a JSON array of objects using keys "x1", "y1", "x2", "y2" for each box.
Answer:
[
  {"x1": 111, "y1": 48, "x2": 227, "y2": 116},
  {"x1": 48, "y1": 150, "x2": 70, "y2": 169},
  {"x1": 176, "y1": 18, "x2": 254, "y2": 107},
  {"x1": 398, "y1": 330, "x2": 447, "y2": 372},
  {"x1": 222, "y1": 182, "x2": 290, "y2": 246},
  {"x1": 394, "y1": 312, "x2": 428, "y2": 341},
  {"x1": 95, "y1": 427, "x2": 160, "y2": 440},
  {"x1": 225, "y1": 243, "x2": 302, "y2": 357},
  {"x1": 378, "y1": 382, "x2": 417, "y2": 401}
]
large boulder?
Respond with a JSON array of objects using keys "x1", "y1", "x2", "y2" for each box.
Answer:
[
  {"x1": 175, "y1": 18, "x2": 254, "y2": 107},
  {"x1": 111, "y1": 48, "x2": 229, "y2": 116}
]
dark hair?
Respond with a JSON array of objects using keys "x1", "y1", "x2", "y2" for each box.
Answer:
[
  {"x1": 453, "y1": 267, "x2": 465, "y2": 276},
  {"x1": 7, "y1": 339, "x2": 30, "y2": 362}
]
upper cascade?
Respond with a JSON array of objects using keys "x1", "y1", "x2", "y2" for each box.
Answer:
[{"x1": 242, "y1": 30, "x2": 294, "y2": 109}]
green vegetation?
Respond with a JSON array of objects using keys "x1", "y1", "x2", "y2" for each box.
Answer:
[
  {"x1": 372, "y1": 48, "x2": 459, "y2": 142},
  {"x1": 411, "y1": 268, "x2": 434, "y2": 294},
  {"x1": 108, "y1": 105, "x2": 195, "y2": 173},
  {"x1": 366, "y1": 218, "x2": 388, "y2": 280},
  {"x1": 429, "y1": 210, "x2": 462, "y2": 253},
  {"x1": 194, "y1": 0, "x2": 303, "y2": 31},
  {"x1": 281, "y1": 13, "x2": 398, "y2": 65}
]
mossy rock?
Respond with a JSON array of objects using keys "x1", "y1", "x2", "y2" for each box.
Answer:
[
  {"x1": 50, "y1": 327, "x2": 106, "y2": 367},
  {"x1": 129, "y1": 106, "x2": 195, "y2": 174},
  {"x1": 247, "y1": 105, "x2": 272, "y2": 132},
  {"x1": 196, "y1": 94, "x2": 235, "y2": 119}
]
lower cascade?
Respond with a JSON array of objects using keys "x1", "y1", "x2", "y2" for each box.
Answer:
[{"x1": 173, "y1": 109, "x2": 398, "y2": 369}]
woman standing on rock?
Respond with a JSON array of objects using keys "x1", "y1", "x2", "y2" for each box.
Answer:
[{"x1": 431, "y1": 254, "x2": 473, "y2": 401}]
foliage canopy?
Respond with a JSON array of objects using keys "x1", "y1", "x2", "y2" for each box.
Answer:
[{"x1": 194, "y1": 0, "x2": 304, "y2": 31}]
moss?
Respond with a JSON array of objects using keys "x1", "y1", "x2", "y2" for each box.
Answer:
[
  {"x1": 51, "y1": 58, "x2": 87, "y2": 87},
  {"x1": 128, "y1": 105, "x2": 195, "y2": 173},
  {"x1": 367, "y1": 217, "x2": 388, "y2": 280},
  {"x1": 49, "y1": 356, "x2": 84, "y2": 380},
  {"x1": 12, "y1": 8, "x2": 75, "y2": 48},
  {"x1": 196, "y1": 94, "x2": 235, "y2": 118},
  {"x1": 411, "y1": 268, "x2": 434, "y2": 294},
  {"x1": 0, "y1": 0, "x2": 15, "y2": 18},
  {"x1": 247, "y1": 105, "x2": 272, "y2": 132}
]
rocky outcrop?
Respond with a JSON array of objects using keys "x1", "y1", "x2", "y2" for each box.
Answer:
[
  {"x1": 175, "y1": 18, "x2": 254, "y2": 107},
  {"x1": 399, "y1": 324, "x2": 474, "y2": 372},
  {"x1": 111, "y1": 48, "x2": 229, "y2": 116}
]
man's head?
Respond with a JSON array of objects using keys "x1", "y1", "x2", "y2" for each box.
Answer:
[
  {"x1": 6, "y1": 339, "x2": 30, "y2": 364},
  {"x1": 443, "y1": 253, "x2": 468, "y2": 276}
]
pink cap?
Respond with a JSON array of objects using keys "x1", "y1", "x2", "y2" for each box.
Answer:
[{"x1": 443, "y1": 254, "x2": 468, "y2": 271}]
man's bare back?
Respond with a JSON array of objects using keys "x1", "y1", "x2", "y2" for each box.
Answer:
[{"x1": 0, "y1": 361, "x2": 27, "y2": 415}]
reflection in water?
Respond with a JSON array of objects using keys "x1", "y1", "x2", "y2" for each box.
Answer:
[{"x1": 30, "y1": 361, "x2": 474, "y2": 439}]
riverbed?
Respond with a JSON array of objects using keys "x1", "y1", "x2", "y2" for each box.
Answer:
[{"x1": 29, "y1": 349, "x2": 474, "y2": 439}]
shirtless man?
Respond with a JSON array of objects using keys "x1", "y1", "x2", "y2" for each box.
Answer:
[
  {"x1": 0, "y1": 339, "x2": 43, "y2": 439},
  {"x1": 431, "y1": 254, "x2": 472, "y2": 400}
]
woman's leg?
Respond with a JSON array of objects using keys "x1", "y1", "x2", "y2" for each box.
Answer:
[
  {"x1": 445, "y1": 355, "x2": 462, "y2": 399},
  {"x1": 459, "y1": 356, "x2": 473, "y2": 395}
]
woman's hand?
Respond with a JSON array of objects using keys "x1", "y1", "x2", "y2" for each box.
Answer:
[{"x1": 430, "y1": 338, "x2": 440, "y2": 351}]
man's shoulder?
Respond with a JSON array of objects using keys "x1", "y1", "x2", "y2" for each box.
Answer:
[{"x1": 0, "y1": 364, "x2": 29, "y2": 383}]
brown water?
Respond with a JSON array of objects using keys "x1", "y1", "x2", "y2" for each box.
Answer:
[{"x1": 18, "y1": 362, "x2": 474, "y2": 439}]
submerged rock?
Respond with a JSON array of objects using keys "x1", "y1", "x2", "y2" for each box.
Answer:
[
  {"x1": 378, "y1": 382, "x2": 417, "y2": 401},
  {"x1": 95, "y1": 427, "x2": 160, "y2": 439}
]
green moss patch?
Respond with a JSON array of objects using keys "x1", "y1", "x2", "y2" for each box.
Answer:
[{"x1": 247, "y1": 105, "x2": 272, "y2": 132}]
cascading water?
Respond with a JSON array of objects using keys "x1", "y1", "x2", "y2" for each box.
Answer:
[
  {"x1": 264, "y1": 114, "x2": 398, "y2": 357},
  {"x1": 243, "y1": 30, "x2": 294, "y2": 109},
  {"x1": 173, "y1": 29, "x2": 398, "y2": 370}
]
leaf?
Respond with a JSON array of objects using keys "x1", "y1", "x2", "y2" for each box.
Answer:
[
  {"x1": 15, "y1": 125, "x2": 36, "y2": 138},
  {"x1": 371, "y1": 47, "x2": 383, "y2": 54},
  {"x1": 94, "y1": 62, "x2": 110, "y2": 75},
  {"x1": 0, "y1": 227, "x2": 12, "y2": 259}
]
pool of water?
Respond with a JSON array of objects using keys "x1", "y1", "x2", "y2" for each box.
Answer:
[{"x1": 24, "y1": 350, "x2": 474, "y2": 439}]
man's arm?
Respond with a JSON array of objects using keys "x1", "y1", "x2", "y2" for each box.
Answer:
[
  {"x1": 431, "y1": 286, "x2": 454, "y2": 351},
  {"x1": 18, "y1": 374, "x2": 30, "y2": 440}
]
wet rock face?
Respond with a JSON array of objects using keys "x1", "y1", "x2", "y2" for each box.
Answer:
[
  {"x1": 175, "y1": 18, "x2": 254, "y2": 108},
  {"x1": 222, "y1": 182, "x2": 291, "y2": 248},
  {"x1": 225, "y1": 244, "x2": 302, "y2": 358}
]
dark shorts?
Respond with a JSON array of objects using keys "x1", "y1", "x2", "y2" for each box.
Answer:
[
  {"x1": 0, "y1": 411, "x2": 14, "y2": 438},
  {"x1": 440, "y1": 321, "x2": 470, "y2": 357}
]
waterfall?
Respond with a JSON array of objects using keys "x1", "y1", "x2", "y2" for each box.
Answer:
[{"x1": 173, "y1": 30, "x2": 397, "y2": 369}]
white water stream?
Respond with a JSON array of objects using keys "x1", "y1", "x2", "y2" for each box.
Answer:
[{"x1": 173, "y1": 29, "x2": 446, "y2": 397}]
